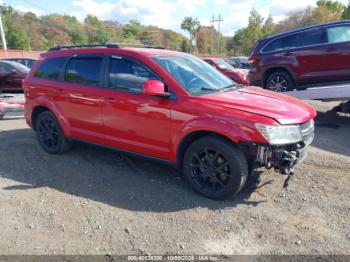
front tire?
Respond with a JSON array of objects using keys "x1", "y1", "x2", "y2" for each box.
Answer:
[
  {"x1": 183, "y1": 136, "x2": 248, "y2": 200},
  {"x1": 265, "y1": 71, "x2": 293, "y2": 92},
  {"x1": 35, "y1": 111, "x2": 71, "y2": 154}
]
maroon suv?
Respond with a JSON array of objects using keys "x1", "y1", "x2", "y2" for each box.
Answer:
[
  {"x1": 0, "y1": 60, "x2": 29, "y2": 92},
  {"x1": 248, "y1": 20, "x2": 350, "y2": 92}
]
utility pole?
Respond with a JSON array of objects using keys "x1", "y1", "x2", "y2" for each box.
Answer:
[
  {"x1": 210, "y1": 15, "x2": 215, "y2": 55},
  {"x1": 0, "y1": 15, "x2": 7, "y2": 50},
  {"x1": 193, "y1": 17, "x2": 200, "y2": 54},
  {"x1": 210, "y1": 15, "x2": 223, "y2": 56},
  {"x1": 217, "y1": 14, "x2": 223, "y2": 56}
]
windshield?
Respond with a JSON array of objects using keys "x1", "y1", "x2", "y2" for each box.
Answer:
[
  {"x1": 5, "y1": 61, "x2": 30, "y2": 73},
  {"x1": 153, "y1": 55, "x2": 236, "y2": 95},
  {"x1": 215, "y1": 59, "x2": 234, "y2": 70}
]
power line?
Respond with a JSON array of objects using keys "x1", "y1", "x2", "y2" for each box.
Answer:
[{"x1": 210, "y1": 14, "x2": 223, "y2": 56}]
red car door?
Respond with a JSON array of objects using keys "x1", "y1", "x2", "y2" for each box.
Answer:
[
  {"x1": 101, "y1": 56, "x2": 173, "y2": 160},
  {"x1": 57, "y1": 55, "x2": 105, "y2": 144}
]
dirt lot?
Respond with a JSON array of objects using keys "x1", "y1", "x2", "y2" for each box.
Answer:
[{"x1": 0, "y1": 101, "x2": 349, "y2": 255}]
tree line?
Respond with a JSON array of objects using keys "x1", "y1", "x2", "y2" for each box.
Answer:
[
  {"x1": 0, "y1": 5, "x2": 188, "y2": 52},
  {"x1": 1, "y1": 1, "x2": 350, "y2": 55},
  {"x1": 182, "y1": 0, "x2": 350, "y2": 56},
  {"x1": 226, "y1": 0, "x2": 350, "y2": 56}
]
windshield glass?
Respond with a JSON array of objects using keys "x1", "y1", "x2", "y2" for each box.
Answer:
[
  {"x1": 215, "y1": 59, "x2": 234, "y2": 70},
  {"x1": 5, "y1": 61, "x2": 30, "y2": 73},
  {"x1": 153, "y1": 55, "x2": 236, "y2": 95}
]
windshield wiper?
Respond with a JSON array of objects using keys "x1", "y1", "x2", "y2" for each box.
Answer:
[{"x1": 200, "y1": 87, "x2": 220, "y2": 91}]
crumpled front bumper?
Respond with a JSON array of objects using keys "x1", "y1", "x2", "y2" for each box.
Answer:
[{"x1": 256, "y1": 143, "x2": 307, "y2": 175}]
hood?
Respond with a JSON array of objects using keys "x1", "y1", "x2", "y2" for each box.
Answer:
[
  {"x1": 197, "y1": 86, "x2": 317, "y2": 125},
  {"x1": 223, "y1": 68, "x2": 245, "y2": 75}
]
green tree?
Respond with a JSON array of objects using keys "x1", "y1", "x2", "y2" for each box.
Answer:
[
  {"x1": 262, "y1": 15, "x2": 275, "y2": 36},
  {"x1": 180, "y1": 39, "x2": 189, "y2": 52},
  {"x1": 181, "y1": 17, "x2": 200, "y2": 53},
  {"x1": 122, "y1": 20, "x2": 143, "y2": 39},
  {"x1": 6, "y1": 25, "x2": 30, "y2": 50},
  {"x1": 84, "y1": 15, "x2": 110, "y2": 44},
  {"x1": 317, "y1": 0, "x2": 345, "y2": 14},
  {"x1": 342, "y1": 1, "x2": 350, "y2": 18}
]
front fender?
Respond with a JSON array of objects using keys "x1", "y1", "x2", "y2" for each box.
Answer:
[
  {"x1": 171, "y1": 116, "x2": 266, "y2": 162},
  {"x1": 31, "y1": 96, "x2": 71, "y2": 137}
]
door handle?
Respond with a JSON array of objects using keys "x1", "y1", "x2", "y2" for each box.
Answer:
[
  {"x1": 105, "y1": 97, "x2": 116, "y2": 102},
  {"x1": 326, "y1": 47, "x2": 336, "y2": 52},
  {"x1": 282, "y1": 51, "x2": 292, "y2": 56},
  {"x1": 57, "y1": 88, "x2": 64, "y2": 93}
]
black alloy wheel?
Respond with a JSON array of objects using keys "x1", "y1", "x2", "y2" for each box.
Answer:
[
  {"x1": 190, "y1": 148, "x2": 231, "y2": 193},
  {"x1": 36, "y1": 111, "x2": 71, "y2": 154},
  {"x1": 183, "y1": 136, "x2": 248, "y2": 200}
]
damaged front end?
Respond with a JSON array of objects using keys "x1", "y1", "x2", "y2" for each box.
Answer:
[
  {"x1": 240, "y1": 119, "x2": 315, "y2": 185},
  {"x1": 256, "y1": 143, "x2": 306, "y2": 175}
]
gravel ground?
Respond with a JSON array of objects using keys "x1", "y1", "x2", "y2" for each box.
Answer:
[{"x1": 0, "y1": 101, "x2": 349, "y2": 255}]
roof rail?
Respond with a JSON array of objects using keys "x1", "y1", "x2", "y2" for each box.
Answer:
[
  {"x1": 48, "y1": 43, "x2": 165, "y2": 52},
  {"x1": 114, "y1": 43, "x2": 165, "y2": 49},
  {"x1": 48, "y1": 43, "x2": 120, "y2": 52}
]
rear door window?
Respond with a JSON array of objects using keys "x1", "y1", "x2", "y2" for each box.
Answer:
[
  {"x1": 64, "y1": 58, "x2": 102, "y2": 87},
  {"x1": 326, "y1": 25, "x2": 350, "y2": 44},
  {"x1": 297, "y1": 28, "x2": 325, "y2": 47},
  {"x1": 108, "y1": 57, "x2": 158, "y2": 92},
  {"x1": 34, "y1": 57, "x2": 67, "y2": 80}
]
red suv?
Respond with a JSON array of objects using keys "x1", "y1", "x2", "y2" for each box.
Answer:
[
  {"x1": 249, "y1": 21, "x2": 350, "y2": 92},
  {"x1": 23, "y1": 44, "x2": 316, "y2": 199}
]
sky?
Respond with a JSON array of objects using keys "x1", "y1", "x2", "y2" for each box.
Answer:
[{"x1": 2, "y1": 0, "x2": 350, "y2": 36}]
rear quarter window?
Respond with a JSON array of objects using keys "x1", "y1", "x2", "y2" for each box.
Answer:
[{"x1": 34, "y1": 57, "x2": 67, "y2": 80}]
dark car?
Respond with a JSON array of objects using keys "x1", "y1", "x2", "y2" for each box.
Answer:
[
  {"x1": 227, "y1": 56, "x2": 250, "y2": 70},
  {"x1": 202, "y1": 57, "x2": 249, "y2": 85},
  {"x1": 0, "y1": 60, "x2": 30, "y2": 92},
  {"x1": 249, "y1": 20, "x2": 350, "y2": 92},
  {"x1": 3, "y1": 58, "x2": 37, "y2": 69}
]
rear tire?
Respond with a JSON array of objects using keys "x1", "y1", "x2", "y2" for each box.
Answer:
[
  {"x1": 183, "y1": 136, "x2": 248, "y2": 200},
  {"x1": 265, "y1": 71, "x2": 294, "y2": 92},
  {"x1": 35, "y1": 111, "x2": 71, "y2": 154}
]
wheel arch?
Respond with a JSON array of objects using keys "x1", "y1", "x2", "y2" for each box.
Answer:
[
  {"x1": 175, "y1": 130, "x2": 235, "y2": 169},
  {"x1": 31, "y1": 98, "x2": 71, "y2": 137}
]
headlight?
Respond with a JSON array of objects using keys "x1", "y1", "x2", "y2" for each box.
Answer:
[{"x1": 255, "y1": 123, "x2": 302, "y2": 145}]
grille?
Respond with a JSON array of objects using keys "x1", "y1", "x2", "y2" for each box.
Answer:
[{"x1": 299, "y1": 120, "x2": 315, "y2": 146}]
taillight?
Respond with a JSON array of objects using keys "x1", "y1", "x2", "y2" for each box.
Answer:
[{"x1": 248, "y1": 55, "x2": 260, "y2": 64}]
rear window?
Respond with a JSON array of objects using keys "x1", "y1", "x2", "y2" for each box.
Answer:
[
  {"x1": 34, "y1": 57, "x2": 67, "y2": 80},
  {"x1": 64, "y1": 58, "x2": 102, "y2": 87}
]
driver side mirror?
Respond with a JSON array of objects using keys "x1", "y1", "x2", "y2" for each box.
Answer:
[{"x1": 142, "y1": 80, "x2": 170, "y2": 98}]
